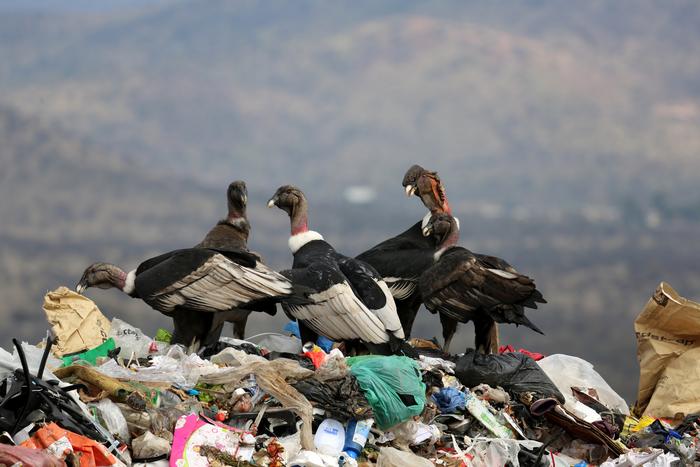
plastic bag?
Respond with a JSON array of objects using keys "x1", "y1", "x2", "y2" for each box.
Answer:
[
  {"x1": 538, "y1": 354, "x2": 629, "y2": 416},
  {"x1": 131, "y1": 431, "x2": 170, "y2": 459},
  {"x1": 202, "y1": 348, "x2": 315, "y2": 450},
  {"x1": 109, "y1": 318, "x2": 154, "y2": 359},
  {"x1": 90, "y1": 398, "x2": 130, "y2": 443},
  {"x1": 376, "y1": 446, "x2": 433, "y2": 467},
  {"x1": 314, "y1": 348, "x2": 349, "y2": 382},
  {"x1": 467, "y1": 438, "x2": 521, "y2": 467},
  {"x1": 0, "y1": 339, "x2": 62, "y2": 380},
  {"x1": 247, "y1": 332, "x2": 302, "y2": 353},
  {"x1": 455, "y1": 349, "x2": 564, "y2": 402},
  {"x1": 432, "y1": 387, "x2": 466, "y2": 413},
  {"x1": 96, "y1": 345, "x2": 224, "y2": 388},
  {"x1": 292, "y1": 376, "x2": 372, "y2": 421},
  {"x1": 347, "y1": 356, "x2": 426, "y2": 430}
]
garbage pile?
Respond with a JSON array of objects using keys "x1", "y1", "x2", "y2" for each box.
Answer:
[{"x1": 2, "y1": 283, "x2": 700, "y2": 466}]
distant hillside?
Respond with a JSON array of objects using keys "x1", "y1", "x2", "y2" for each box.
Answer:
[{"x1": 2, "y1": 0, "x2": 700, "y2": 401}]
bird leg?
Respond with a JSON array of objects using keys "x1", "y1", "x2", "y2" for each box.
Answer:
[
  {"x1": 440, "y1": 314, "x2": 459, "y2": 353},
  {"x1": 474, "y1": 318, "x2": 499, "y2": 354}
]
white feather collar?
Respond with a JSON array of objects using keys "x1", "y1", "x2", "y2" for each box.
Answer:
[{"x1": 289, "y1": 231, "x2": 324, "y2": 253}]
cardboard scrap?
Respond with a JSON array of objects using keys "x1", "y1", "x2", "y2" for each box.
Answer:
[
  {"x1": 634, "y1": 282, "x2": 700, "y2": 418},
  {"x1": 43, "y1": 286, "x2": 111, "y2": 357}
]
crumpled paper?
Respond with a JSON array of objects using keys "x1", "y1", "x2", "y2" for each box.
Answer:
[{"x1": 43, "y1": 286, "x2": 111, "y2": 357}]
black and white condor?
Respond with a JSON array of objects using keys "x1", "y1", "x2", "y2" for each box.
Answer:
[
  {"x1": 267, "y1": 185, "x2": 405, "y2": 349},
  {"x1": 419, "y1": 213, "x2": 546, "y2": 353},
  {"x1": 76, "y1": 182, "x2": 308, "y2": 349}
]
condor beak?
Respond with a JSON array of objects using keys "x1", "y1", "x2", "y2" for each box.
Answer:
[
  {"x1": 76, "y1": 282, "x2": 87, "y2": 294},
  {"x1": 422, "y1": 225, "x2": 432, "y2": 237},
  {"x1": 405, "y1": 185, "x2": 417, "y2": 197},
  {"x1": 267, "y1": 198, "x2": 276, "y2": 208}
]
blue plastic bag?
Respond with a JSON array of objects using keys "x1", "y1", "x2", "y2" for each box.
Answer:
[{"x1": 431, "y1": 387, "x2": 466, "y2": 414}]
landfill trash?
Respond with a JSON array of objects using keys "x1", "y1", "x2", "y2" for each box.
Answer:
[
  {"x1": 313, "y1": 418, "x2": 345, "y2": 456},
  {"x1": 499, "y1": 345, "x2": 545, "y2": 361},
  {"x1": 343, "y1": 418, "x2": 373, "y2": 459},
  {"x1": 634, "y1": 282, "x2": 700, "y2": 418},
  {"x1": 376, "y1": 446, "x2": 433, "y2": 467},
  {"x1": 600, "y1": 449, "x2": 679, "y2": 467},
  {"x1": 347, "y1": 356, "x2": 426, "y2": 430},
  {"x1": 284, "y1": 321, "x2": 334, "y2": 353},
  {"x1": 431, "y1": 386, "x2": 466, "y2": 413},
  {"x1": 20, "y1": 421, "x2": 120, "y2": 466},
  {"x1": 9, "y1": 284, "x2": 700, "y2": 467},
  {"x1": 538, "y1": 354, "x2": 630, "y2": 416},
  {"x1": 43, "y1": 286, "x2": 111, "y2": 356},
  {"x1": 170, "y1": 413, "x2": 256, "y2": 465},
  {"x1": 464, "y1": 390, "x2": 516, "y2": 439},
  {"x1": 62, "y1": 337, "x2": 116, "y2": 366},
  {"x1": 109, "y1": 318, "x2": 160, "y2": 360},
  {"x1": 0, "y1": 443, "x2": 66, "y2": 467},
  {"x1": 0, "y1": 338, "x2": 62, "y2": 380},
  {"x1": 89, "y1": 398, "x2": 130, "y2": 443},
  {"x1": 456, "y1": 349, "x2": 564, "y2": 402},
  {"x1": 247, "y1": 331, "x2": 303, "y2": 354},
  {"x1": 131, "y1": 430, "x2": 170, "y2": 459}
]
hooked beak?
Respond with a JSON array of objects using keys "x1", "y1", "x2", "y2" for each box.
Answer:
[
  {"x1": 76, "y1": 282, "x2": 87, "y2": 294},
  {"x1": 267, "y1": 198, "x2": 277, "y2": 208},
  {"x1": 405, "y1": 185, "x2": 417, "y2": 197},
  {"x1": 422, "y1": 225, "x2": 432, "y2": 237}
]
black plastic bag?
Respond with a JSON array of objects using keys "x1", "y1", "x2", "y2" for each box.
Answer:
[
  {"x1": 292, "y1": 376, "x2": 372, "y2": 421},
  {"x1": 455, "y1": 350, "x2": 564, "y2": 402}
]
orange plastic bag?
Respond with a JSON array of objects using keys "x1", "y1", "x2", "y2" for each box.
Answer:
[{"x1": 21, "y1": 422, "x2": 118, "y2": 467}]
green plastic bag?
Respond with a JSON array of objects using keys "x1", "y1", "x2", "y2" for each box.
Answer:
[
  {"x1": 61, "y1": 338, "x2": 115, "y2": 366},
  {"x1": 347, "y1": 356, "x2": 426, "y2": 430}
]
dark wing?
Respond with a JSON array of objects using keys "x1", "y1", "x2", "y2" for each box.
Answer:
[
  {"x1": 419, "y1": 248, "x2": 544, "y2": 333},
  {"x1": 280, "y1": 264, "x2": 392, "y2": 344},
  {"x1": 134, "y1": 248, "x2": 295, "y2": 314},
  {"x1": 356, "y1": 221, "x2": 436, "y2": 301}
]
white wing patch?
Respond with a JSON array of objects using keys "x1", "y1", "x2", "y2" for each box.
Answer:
[
  {"x1": 149, "y1": 254, "x2": 293, "y2": 313},
  {"x1": 284, "y1": 282, "x2": 390, "y2": 344},
  {"x1": 372, "y1": 280, "x2": 405, "y2": 339},
  {"x1": 384, "y1": 277, "x2": 418, "y2": 301},
  {"x1": 487, "y1": 268, "x2": 519, "y2": 279}
]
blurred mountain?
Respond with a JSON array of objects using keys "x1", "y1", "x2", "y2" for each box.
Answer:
[{"x1": 1, "y1": 0, "x2": 700, "y2": 400}]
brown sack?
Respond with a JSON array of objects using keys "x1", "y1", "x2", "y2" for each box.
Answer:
[
  {"x1": 634, "y1": 282, "x2": 700, "y2": 417},
  {"x1": 43, "y1": 286, "x2": 111, "y2": 357}
]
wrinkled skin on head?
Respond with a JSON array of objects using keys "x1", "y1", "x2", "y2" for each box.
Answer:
[
  {"x1": 422, "y1": 212, "x2": 458, "y2": 246},
  {"x1": 402, "y1": 164, "x2": 451, "y2": 214},
  {"x1": 267, "y1": 185, "x2": 307, "y2": 217},
  {"x1": 76, "y1": 262, "x2": 125, "y2": 293},
  {"x1": 227, "y1": 180, "x2": 248, "y2": 217}
]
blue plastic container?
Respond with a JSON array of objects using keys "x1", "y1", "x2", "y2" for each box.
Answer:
[{"x1": 343, "y1": 418, "x2": 374, "y2": 459}]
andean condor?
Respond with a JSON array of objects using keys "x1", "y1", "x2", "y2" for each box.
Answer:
[
  {"x1": 354, "y1": 165, "x2": 453, "y2": 337},
  {"x1": 76, "y1": 184, "x2": 308, "y2": 350},
  {"x1": 419, "y1": 213, "x2": 545, "y2": 353},
  {"x1": 192, "y1": 181, "x2": 277, "y2": 340},
  {"x1": 267, "y1": 185, "x2": 405, "y2": 351}
]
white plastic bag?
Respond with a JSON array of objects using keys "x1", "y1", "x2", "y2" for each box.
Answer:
[
  {"x1": 376, "y1": 447, "x2": 433, "y2": 467},
  {"x1": 90, "y1": 398, "x2": 130, "y2": 443},
  {"x1": 109, "y1": 318, "x2": 154, "y2": 359},
  {"x1": 538, "y1": 354, "x2": 629, "y2": 415},
  {"x1": 247, "y1": 333, "x2": 302, "y2": 354}
]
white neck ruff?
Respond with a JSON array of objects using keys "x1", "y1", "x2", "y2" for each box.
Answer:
[{"x1": 289, "y1": 230, "x2": 324, "y2": 253}]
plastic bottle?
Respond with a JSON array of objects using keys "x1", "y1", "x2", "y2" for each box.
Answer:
[
  {"x1": 313, "y1": 418, "x2": 345, "y2": 456},
  {"x1": 343, "y1": 418, "x2": 373, "y2": 459}
]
